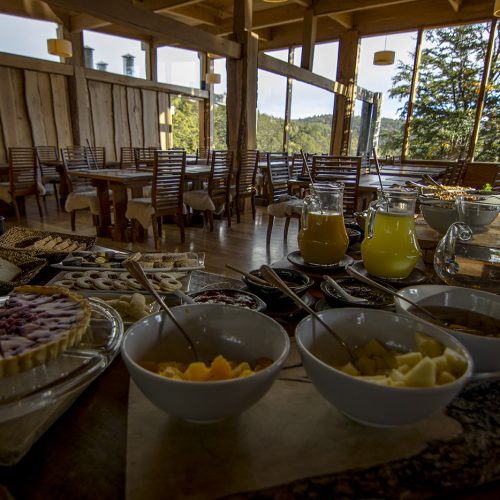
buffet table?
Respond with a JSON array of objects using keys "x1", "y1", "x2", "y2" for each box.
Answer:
[{"x1": 1, "y1": 252, "x2": 500, "y2": 499}]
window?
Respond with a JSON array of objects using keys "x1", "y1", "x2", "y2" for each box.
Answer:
[
  {"x1": 157, "y1": 46, "x2": 201, "y2": 88},
  {"x1": 356, "y1": 32, "x2": 417, "y2": 158},
  {"x1": 171, "y1": 96, "x2": 200, "y2": 153},
  {"x1": 0, "y1": 14, "x2": 59, "y2": 61},
  {"x1": 313, "y1": 42, "x2": 339, "y2": 81},
  {"x1": 213, "y1": 58, "x2": 227, "y2": 149},
  {"x1": 83, "y1": 31, "x2": 146, "y2": 78},
  {"x1": 263, "y1": 49, "x2": 289, "y2": 62},
  {"x1": 256, "y1": 70, "x2": 287, "y2": 152},
  {"x1": 407, "y1": 23, "x2": 489, "y2": 160}
]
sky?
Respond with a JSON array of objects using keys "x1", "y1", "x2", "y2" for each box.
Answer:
[{"x1": 0, "y1": 13, "x2": 417, "y2": 120}]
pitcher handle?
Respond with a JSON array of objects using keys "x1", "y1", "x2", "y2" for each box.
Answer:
[
  {"x1": 434, "y1": 222, "x2": 473, "y2": 276},
  {"x1": 365, "y1": 201, "x2": 378, "y2": 239}
]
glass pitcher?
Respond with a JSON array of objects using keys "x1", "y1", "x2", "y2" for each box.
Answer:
[
  {"x1": 434, "y1": 194, "x2": 500, "y2": 293},
  {"x1": 298, "y1": 182, "x2": 348, "y2": 265},
  {"x1": 361, "y1": 188, "x2": 421, "y2": 279}
]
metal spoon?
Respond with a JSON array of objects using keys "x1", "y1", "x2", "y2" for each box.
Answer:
[
  {"x1": 259, "y1": 265, "x2": 359, "y2": 366},
  {"x1": 125, "y1": 258, "x2": 200, "y2": 361},
  {"x1": 323, "y1": 275, "x2": 369, "y2": 304}
]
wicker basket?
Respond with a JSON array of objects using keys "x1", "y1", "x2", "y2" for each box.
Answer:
[
  {"x1": 0, "y1": 227, "x2": 96, "y2": 264},
  {"x1": 0, "y1": 249, "x2": 47, "y2": 296}
]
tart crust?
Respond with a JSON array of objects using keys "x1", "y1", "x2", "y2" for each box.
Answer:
[{"x1": 0, "y1": 285, "x2": 92, "y2": 377}]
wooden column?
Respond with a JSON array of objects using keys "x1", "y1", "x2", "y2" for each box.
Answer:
[
  {"x1": 401, "y1": 29, "x2": 423, "y2": 161},
  {"x1": 144, "y1": 38, "x2": 157, "y2": 82},
  {"x1": 468, "y1": 19, "x2": 497, "y2": 161},
  {"x1": 199, "y1": 53, "x2": 209, "y2": 150},
  {"x1": 301, "y1": 8, "x2": 317, "y2": 71},
  {"x1": 368, "y1": 92, "x2": 383, "y2": 153},
  {"x1": 283, "y1": 48, "x2": 294, "y2": 153},
  {"x1": 66, "y1": 28, "x2": 92, "y2": 146},
  {"x1": 357, "y1": 100, "x2": 372, "y2": 155},
  {"x1": 227, "y1": 0, "x2": 257, "y2": 161},
  {"x1": 331, "y1": 30, "x2": 359, "y2": 155}
]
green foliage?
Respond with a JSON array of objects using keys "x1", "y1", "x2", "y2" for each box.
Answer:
[
  {"x1": 171, "y1": 96, "x2": 199, "y2": 153},
  {"x1": 214, "y1": 102, "x2": 227, "y2": 149},
  {"x1": 390, "y1": 23, "x2": 499, "y2": 161}
]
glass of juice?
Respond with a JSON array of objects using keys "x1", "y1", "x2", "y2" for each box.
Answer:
[
  {"x1": 361, "y1": 188, "x2": 421, "y2": 279},
  {"x1": 298, "y1": 182, "x2": 348, "y2": 265}
]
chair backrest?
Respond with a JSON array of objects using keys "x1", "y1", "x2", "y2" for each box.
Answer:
[
  {"x1": 152, "y1": 150, "x2": 186, "y2": 213},
  {"x1": 195, "y1": 148, "x2": 211, "y2": 165},
  {"x1": 494, "y1": 165, "x2": 500, "y2": 192},
  {"x1": 290, "y1": 153, "x2": 311, "y2": 178},
  {"x1": 442, "y1": 160, "x2": 468, "y2": 186},
  {"x1": 36, "y1": 146, "x2": 59, "y2": 164},
  {"x1": 208, "y1": 150, "x2": 233, "y2": 201},
  {"x1": 85, "y1": 146, "x2": 106, "y2": 169},
  {"x1": 8, "y1": 147, "x2": 38, "y2": 195},
  {"x1": 61, "y1": 146, "x2": 92, "y2": 193},
  {"x1": 134, "y1": 147, "x2": 157, "y2": 170},
  {"x1": 120, "y1": 147, "x2": 136, "y2": 170},
  {"x1": 266, "y1": 152, "x2": 290, "y2": 202},
  {"x1": 236, "y1": 150, "x2": 259, "y2": 196},
  {"x1": 311, "y1": 155, "x2": 362, "y2": 216}
]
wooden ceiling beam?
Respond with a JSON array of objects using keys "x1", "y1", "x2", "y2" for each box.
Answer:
[
  {"x1": 448, "y1": 0, "x2": 463, "y2": 12},
  {"x1": 329, "y1": 12, "x2": 354, "y2": 30},
  {"x1": 0, "y1": 0, "x2": 66, "y2": 24},
  {"x1": 163, "y1": 5, "x2": 222, "y2": 26},
  {"x1": 46, "y1": 0, "x2": 240, "y2": 58},
  {"x1": 313, "y1": 0, "x2": 420, "y2": 16}
]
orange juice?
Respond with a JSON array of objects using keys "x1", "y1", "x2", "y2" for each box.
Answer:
[
  {"x1": 361, "y1": 212, "x2": 421, "y2": 279},
  {"x1": 298, "y1": 212, "x2": 348, "y2": 264}
]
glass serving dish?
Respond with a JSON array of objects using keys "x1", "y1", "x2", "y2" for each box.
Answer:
[{"x1": 0, "y1": 298, "x2": 123, "y2": 464}]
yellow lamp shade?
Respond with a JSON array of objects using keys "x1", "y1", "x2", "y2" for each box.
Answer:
[
  {"x1": 373, "y1": 50, "x2": 395, "y2": 66},
  {"x1": 47, "y1": 38, "x2": 73, "y2": 58},
  {"x1": 205, "y1": 73, "x2": 221, "y2": 84},
  {"x1": 495, "y1": 0, "x2": 500, "y2": 16}
]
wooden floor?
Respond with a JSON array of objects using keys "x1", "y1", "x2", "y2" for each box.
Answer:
[{"x1": 2, "y1": 195, "x2": 302, "y2": 277}]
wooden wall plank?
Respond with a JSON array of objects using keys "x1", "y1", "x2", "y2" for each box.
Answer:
[
  {"x1": 50, "y1": 74, "x2": 73, "y2": 148},
  {"x1": 24, "y1": 70, "x2": 58, "y2": 147},
  {"x1": 127, "y1": 87, "x2": 144, "y2": 148},
  {"x1": 0, "y1": 116, "x2": 5, "y2": 163},
  {"x1": 0, "y1": 67, "x2": 33, "y2": 149},
  {"x1": 157, "y1": 91, "x2": 170, "y2": 150},
  {"x1": 88, "y1": 80, "x2": 116, "y2": 160},
  {"x1": 141, "y1": 89, "x2": 159, "y2": 147},
  {"x1": 112, "y1": 84, "x2": 131, "y2": 154}
]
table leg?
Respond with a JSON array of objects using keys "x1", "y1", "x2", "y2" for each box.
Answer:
[
  {"x1": 110, "y1": 184, "x2": 129, "y2": 242},
  {"x1": 93, "y1": 179, "x2": 113, "y2": 237}
]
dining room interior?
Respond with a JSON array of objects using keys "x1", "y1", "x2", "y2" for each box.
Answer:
[{"x1": 0, "y1": 1, "x2": 499, "y2": 499}]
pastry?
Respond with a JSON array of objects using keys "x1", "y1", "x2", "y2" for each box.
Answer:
[
  {"x1": 0, "y1": 285, "x2": 92, "y2": 377},
  {"x1": 0, "y1": 257, "x2": 22, "y2": 282}
]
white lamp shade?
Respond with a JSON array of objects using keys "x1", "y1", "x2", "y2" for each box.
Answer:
[
  {"x1": 495, "y1": 0, "x2": 500, "y2": 16},
  {"x1": 47, "y1": 38, "x2": 73, "y2": 58},
  {"x1": 373, "y1": 50, "x2": 395, "y2": 66},
  {"x1": 205, "y1": 73, "x2": 221, "y2": 84}
]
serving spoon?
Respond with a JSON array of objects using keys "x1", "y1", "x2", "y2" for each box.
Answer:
[
  {"x1": 259, "y1": 265, "x2": 359, "y2": 367},
  {"x1": 323, "y1": 275, "x2": 369, "y2": 304},
  {"x1": 125, "y1": 258, "x2": 200, "y2": 361}
]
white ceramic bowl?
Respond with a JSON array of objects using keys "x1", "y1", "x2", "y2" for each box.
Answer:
[
  {"x1": 121, "y1": 304, "x2": 290, "y2": 422},
  {"x1": 295, "y1": 308, "x2": 472, "y2": 427},
  {"x1": 394, "y1": 285, "x2": 500, "y2": 372},
  {"x1": 420, "y1": 203, "x2": 458, "y2": 234}
]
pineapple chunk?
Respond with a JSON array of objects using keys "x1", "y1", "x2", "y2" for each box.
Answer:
[
  {"x1": 361, "y1": 339, "x2": 389, "y2": 357},
  {"x1": 416, "y1": 332, "x2": 444, "y2": 358},
  {"x1": 184, "y1": 362, "x2": 211, "y2": 381},
  {"x1": 404, "y1": 357, "x2": 436, "y2": 387},
  {"x1": 395, "y1": 351, "x2": 423, "y2": 368},
  {"x1": 209, "y1": 355, "x2": 234, "y2": 380},
  {"x1": 437, "y1": 371, "x2": 457, "y2": 385},
  {"x1": 430, "y1": 355, "x2": 448, "y2": 373},
  {"x1": 443, "y1": 347, "x2": 468, "y2": 376},
  {"x1": 338, "y1": 362, "x2": 360, "y2": 377},
  {"x1": 357, "y1": 355, "x2": 377, "y2": 375}
]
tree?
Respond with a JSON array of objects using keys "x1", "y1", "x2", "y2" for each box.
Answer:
[
  {"x1": 389, "y1": 23, "x2": 499, "y2": 161},
  {"x1": 171, "y1": 96, "x2": 199, "y2": 153}
]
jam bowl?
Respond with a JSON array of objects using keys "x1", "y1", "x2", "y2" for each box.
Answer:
[{"x1": 188, "y1": 289, "x2": 266, "y2": 312}]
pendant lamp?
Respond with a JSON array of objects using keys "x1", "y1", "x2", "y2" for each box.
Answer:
[
  {"x1": 373, "y1": 35, "x2": 395, "y2": 66},
  {"x1": 47, "y1": 38, "x2": 73, "y2": 58},
  {"x1": 494, "y1": 0, "x2": 500, "y2": 16}
]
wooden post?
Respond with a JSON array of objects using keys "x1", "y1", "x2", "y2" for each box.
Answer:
[
  {"x1": 227, "y1": 0, "x2": 257, "y2": 163},
  {"x1": 331, "y1": 30, "x2": 359, "y2": 155},
  {"x1": 301, "y1": 8, "x2": 317, "y2": 71},
  {"x1": 402, "y1": 29, "x2": 423, "y2": 161},
  {"x1": 468, "y1": 19, "x2": 497, "y2": 161},
  {"x1": 283, "y1": 48, "x2": 294, "y2": 153},
  {"x1": 357, "y1": 100, "x2": 372, "y2": 155},
  {"x1": 199, "y1": 52, "x2": 209, "y2": 150},
  {"x1": 368, "y1": 92, "x2": 383, "y2": 153},
  {"x1": 144, "y1": 38, "x2": 157, "y2": 82}
]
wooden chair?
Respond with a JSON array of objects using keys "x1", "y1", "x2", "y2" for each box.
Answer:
[
  {"x1": 126, "y1": 150, "x2": 186, "y2": 248},
  {"x1": 265, "y1": 152, "x2": 303, "y2": 244},
  {"x1": 441, "y1": 160, "x2": 469, "y2": 186},
  {"x1": 134, "y1": 147, "x2": 158, "y2": 171},
  {"x1": 119, "y1": 147, "x2": 136, "y2": 170},
  {"x1": 85, "y1": 146, "x2": 106, "y2": 169},
  {"x1": 233, "y1": 149, "x2": 259, "y2": 223},
  {"x1": 36, "y1": 145, "x2": 61, "y2": 209},
  {"x1": 289, "y1": 153, "x2": 312, "y2": 197},
  {"x1": 0, "y1": 147, "x2": 44, "y2": 222},
  {"x1": 195, "y1": 148, "x2": 211, "y2": 165},
  {"x1": 61, "y1": 146, "x2": 99, "y2": 231},
  {"x1": 311, "y1": 155, "x2": 362, "y2": 216},
  {"x1": 183, "y1": 150, "x2": 233, "y2": 231}
]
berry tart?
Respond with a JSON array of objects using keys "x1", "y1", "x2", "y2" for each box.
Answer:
[{"x1": 0, "y1": 285, "x2": 92, "y2": 377}]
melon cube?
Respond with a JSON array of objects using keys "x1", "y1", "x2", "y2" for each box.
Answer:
[
  {"x1": 396, "y1": 351, "x2": 423, "y2": 368},
  {"x1": 437, "y1": 371, "x2": 457, "y2": 385},
  {"x1": 184, "y1": 362, "x2": 211, "y2": 381},
  {"x1": 404, "y1": 357, "x2": 436, "y2": 387},
  {"x1": 338, "y1": 362, "x2": 360, "y2": 377},
  {"x1": 416, "y1": 332, "x2": 444, "y2": 358},
  {"x1": 443, "y1": 348, "x2": 468, "y2": 376}
]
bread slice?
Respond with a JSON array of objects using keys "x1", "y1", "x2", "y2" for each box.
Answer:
[{"x1": 0, "y1": 257, "x2": 22, "y2": 282}]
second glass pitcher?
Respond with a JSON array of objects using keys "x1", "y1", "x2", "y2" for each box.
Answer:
[
  {"x1": 361, "y1": 188, "x2": 421, "y2": 279},
  {"x1": 298, "y1": 182, "x2": 348, "y2": 265}
]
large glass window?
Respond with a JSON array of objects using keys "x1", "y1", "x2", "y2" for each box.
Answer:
[
  {"x1": 474, "y1": 23, "x2": 499, "y2": 162},
  {"x1": 263, "y1": 49, "x2": 289, "y2": 62},
  {"x1": 213, "y1": 58, "x2": 227, "y2": 149},
  {"x1": 171, "y1": 96, "x2": 200, "y2": 153},
  {"x1": 407, "y1": 23, "x2": 489, "y2": 160},
  {"x1": 357, "y1": 32, "x2": 417, "y2": 158},
  {"x1": 157, "y1": 46, "x2": 201, "y2": 88},
  {"x1": 256, "y1": 70, "x2": 287, "y2": 152},
  {"x1": 313, "y1": 41, "x2": 339, "y2": 80},
  {"x1": 83, "y1": 31, "x2": 146, "y2": 78},
  {"x1": 289, "y1": 81, "x2": 334, "y2": 154},
  {"x1": 0, "y1": 14, "x2": 59, "y2": 61}
]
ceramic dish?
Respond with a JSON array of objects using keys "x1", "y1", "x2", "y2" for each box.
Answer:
[
  {"x1": 320, "y1": 277, "x2": 394, "y2": 309},
  {"x1": 287, "y1": 251, "x2": 354, "y2": 273},
  {"x1": 349, "y1": 260, "x2": 429, "y2": 287},
  {"x1": 188, "y1": 289, "x2": 266, "y2": 312}
]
